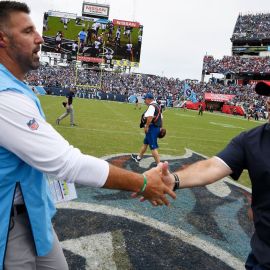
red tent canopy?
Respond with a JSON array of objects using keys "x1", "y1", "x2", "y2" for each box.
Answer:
[{"x1": 204, "y1": 92, "x2": 235, "y2": 102}]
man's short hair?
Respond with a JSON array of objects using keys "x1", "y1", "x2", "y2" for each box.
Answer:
[{"x1": 0, "y1": 1, "x2": 30, "y2": 30}]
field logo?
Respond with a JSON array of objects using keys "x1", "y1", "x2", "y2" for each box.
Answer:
[{"x1": 56, "y1": 149, "x2": 252, "y2": 269}]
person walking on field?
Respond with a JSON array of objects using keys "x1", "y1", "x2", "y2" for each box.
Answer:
[
  {"x1": 198, "y1": 103, "x2": 203, "y2": 116},
  {"x1": 131, "y1": 92, "x2": 162, "y2": 164},
  {"x1": 56, "y1": 88, "x2": 76, "y2": 126}
]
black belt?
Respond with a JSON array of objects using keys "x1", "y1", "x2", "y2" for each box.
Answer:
[{"x1": 11, "y1": 204, "x2": 27, "y2": 217}]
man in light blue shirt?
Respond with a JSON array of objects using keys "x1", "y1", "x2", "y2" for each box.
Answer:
[{"x1": 0, "y1": 2, "x2": 175, "y2": 269}]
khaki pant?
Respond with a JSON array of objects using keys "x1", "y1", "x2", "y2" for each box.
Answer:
[
  {"x1": 58, "y1": 105, "x2": 74, "y2": 125},
  {"x1": 4, "y1": 213, "x2": 68, "y2": 270}
]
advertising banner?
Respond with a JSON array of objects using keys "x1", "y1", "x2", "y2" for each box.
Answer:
[
  {"x1": 77, "y1": 55, "x2": 104, "y2": 63},
  {"x1": 204, "y1": 93, "x2": 235, "y2": 102},
  {"x1": 82, "y1": 3, "x2": 109, "y2": 18},
  {"x1": 113, "y1": 19, "x2": 140, "y2": 28}
]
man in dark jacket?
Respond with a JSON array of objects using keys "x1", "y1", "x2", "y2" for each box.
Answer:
[{"x1": 160, "y1": 81, "x2": 270, "y2": 269}]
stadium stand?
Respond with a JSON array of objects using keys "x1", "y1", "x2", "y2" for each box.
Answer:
[
  {"x1": 231, "y1": 13, "x2": 270, "y2": 41},
  {"x1": 203, "y1": 55, "x2": 270, "y2": 75},
  {"x1": 26, "y1": 13, "x2": 270, "y2": 121},
  {"x1": 203, "y1": 13, "x2": 270, "y2": 78},
  {"x1": 26, "y1": 65, "x2": 267, "y2": 119}
]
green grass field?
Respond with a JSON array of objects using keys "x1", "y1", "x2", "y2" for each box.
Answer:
[{"x1": 41, "y1": 95, "x2": 263, "y2": 188}]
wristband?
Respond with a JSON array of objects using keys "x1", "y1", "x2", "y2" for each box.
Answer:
[
  {"x1": 173, "y1": 173, "x2": 180, "y2": 191},
  {"x1": 140, "y1": 174, "x2": 148, "y2": 193}
]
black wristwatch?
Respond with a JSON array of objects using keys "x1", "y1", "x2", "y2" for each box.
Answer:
[{"x1": 173, "y1": 173, "x2": 180, "y2": 191}]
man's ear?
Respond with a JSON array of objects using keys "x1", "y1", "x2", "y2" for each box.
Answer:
[{"x1": 0, "y1": 31, "x2": 7, "y2": 48}]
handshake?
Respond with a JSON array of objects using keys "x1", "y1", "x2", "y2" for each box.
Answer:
[{"x1": 131, "y1": 161, "x2": 178, "y2": 206}]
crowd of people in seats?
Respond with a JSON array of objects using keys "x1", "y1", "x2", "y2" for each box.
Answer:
[
  {"x1": 232, "y1": 13, "x2": 270, "y2": 40},
  {"x1": 203, "y1": 55, "x2": 270, "y2": 75},
  {"x1": 25, "y1": 65, "x2": 267, "y2": 118}
]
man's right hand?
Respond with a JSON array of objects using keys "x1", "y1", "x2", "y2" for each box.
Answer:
[
  {"x1": 131, "y1": 163, "x2": 176, "y2": 206},
  {"x1": 142, "y1": 164, "x2": 176, "y2": 206},
  {"x1": 161, "y1": 161, "x2": 175, "y2": 191}
]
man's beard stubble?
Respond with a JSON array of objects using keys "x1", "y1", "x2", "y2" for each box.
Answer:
[{"x1": 8, "y1": 35, "x2": 40, "y2": 72}]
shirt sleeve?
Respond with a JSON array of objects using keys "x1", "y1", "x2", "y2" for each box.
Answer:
[
  {"x1": 0, "y1": 91, "x2": 109, "y2": 187},
  {"x1": 216, "y1": 132, "x2": 246, "y2": 180},
  {"x1": 144, "y1": 104, "x2": 155, "y2": 117}
]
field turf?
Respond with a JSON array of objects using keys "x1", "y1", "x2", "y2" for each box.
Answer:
[{"x1": 41, "y1": 95, "x2": 262, "y2": 188}]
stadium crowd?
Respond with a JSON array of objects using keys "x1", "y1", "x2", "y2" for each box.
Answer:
[
  {"x1": 26, "y1": 65, "x2": 267, "y2": 118},
  {"x1": 26, "y1": 65, "x2": 183, "y2": 99},
  {"x1": 203, "y1": 55, "x2": 270, "y2": 75},
  {"x1": 231, "y1": 13, "x2": 270, "y2": 40}
]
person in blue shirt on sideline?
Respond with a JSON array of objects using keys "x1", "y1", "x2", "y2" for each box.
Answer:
[
  {"x1": 131, "y1": 92, "x2": 162, "y2": 164},
  {"x1": 0, "y1": 2, "x2": 176, "y2": 269}
]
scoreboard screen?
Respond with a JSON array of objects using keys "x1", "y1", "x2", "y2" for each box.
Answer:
[{"x1": 42, "y1": 12, "x2": 143, "y2": 67}]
